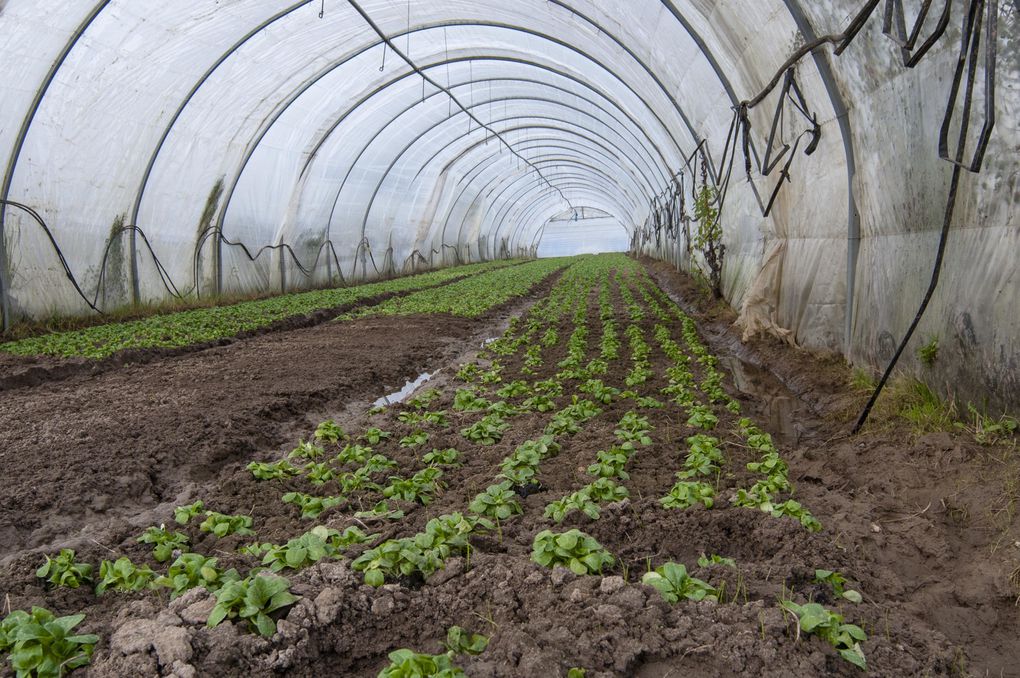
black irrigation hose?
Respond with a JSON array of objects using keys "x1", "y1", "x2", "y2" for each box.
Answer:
[
  {"x1": 851, "y1": 164, "x2": 963, "y2": 434},
  {"x1": 853, "y1": 0, "x2": 997, "y2": 433}
]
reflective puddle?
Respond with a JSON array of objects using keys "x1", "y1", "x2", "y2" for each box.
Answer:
[
  {"x1": 719, "y1": 357, "x2": 812, "y2": 446},
  {"x1": 373, "y1": 372, "x2": 433, "y2": 408}
]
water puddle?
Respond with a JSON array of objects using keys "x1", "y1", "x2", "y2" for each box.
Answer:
[
  {"x1": 373, "y1": 372, "x2": 433, "y2": 408},
  {"x1": 720, "y1": 357, "x2": 811, "y2": 446}
]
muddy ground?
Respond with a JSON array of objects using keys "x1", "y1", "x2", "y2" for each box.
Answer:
[{"x1": 1, "y1": 258, "x2": 1017, "y2": 677}]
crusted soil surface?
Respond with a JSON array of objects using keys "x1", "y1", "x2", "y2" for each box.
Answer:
[{"x1": 1, "y1": 258, "x2": 1017, "y2": 677}]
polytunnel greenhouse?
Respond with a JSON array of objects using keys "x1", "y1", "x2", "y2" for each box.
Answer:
[{"x1": 0, "y1": 0, "x2": 1017, "y2": 675}]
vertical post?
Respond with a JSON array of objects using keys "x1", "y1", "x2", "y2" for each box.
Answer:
[
  {"x1": 279, "y1": 245, "x2": 287, "y2": 294},
  {"x1": 214, "y1": 227, "x2": 223, "y2": 297},
  {"x1": 129, "y1": 227, "x2": 141, "y2": 306},
  {"x1": 0, "y1": 209, "x2": 10, "y2": 332}
]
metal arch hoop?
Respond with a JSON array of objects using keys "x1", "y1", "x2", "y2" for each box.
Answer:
[
  {"x1": 432, "y1": 137, "x2": 646, "y2": 252},
  {"x1": 431, "y1": 125, "x2": 652, "y2": 252},
  {"x1": 347, "y1": 117, "x2": 659, "y2": 252},
  {"x1": 320, "y1": 96, "x2": 664, "y2": 246}
]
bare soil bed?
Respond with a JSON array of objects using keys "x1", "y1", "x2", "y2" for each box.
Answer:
[{"x1": 1, "y1": 258, "x2": 1017, "y2": 677}]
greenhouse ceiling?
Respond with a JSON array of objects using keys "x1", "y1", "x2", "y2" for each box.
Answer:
[{"x1": 0, "y1": 0, "x2": 1017, "y2": 407}]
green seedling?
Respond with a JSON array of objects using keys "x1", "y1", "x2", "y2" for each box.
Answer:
[
  {"x1": 208, "y1": 575, "x2": 299, "y2": 638},
  {"x1": 469, "y1": 483, "x2": 523, "y2": 520},
  {"x1": 336, "y1": 443, "x2": 374, "y2": 466},
  {"x1": 461, "y1": 413, "x2": 510, "y2": 445},
  {"x1": 455, "y1": 363, "x2": 481, "y2": 383},
  {"x1": 137, "y1": 526, "x2": 190, "y2": 563},
  {"x1": 643, "y1": 562, "x2": 719, "y2": 602},
  {"x1": 585, "y1": 478, "x2": 629, "y2": 502},
  {"x1": 531, "y1": 529, "x2": 614, "y2": 575},
  {"x1": 399, "y1": 430, "x2": 430, "y2": 448},
  {"x1": 423, "y1": 448, "x2": 461, "y2": 467},
  {"x1": 155, "y1": 553, "x2": 239, "y2": 598},
  {"x1": 361, "y1": 428, "x2": 392, "y2": 445},
  {"x1": 442, "y1": 626, "x2": 490, "y2": 656},
  {"x1": 661, "y1": 481, "x2": 715, "y2": 510},
  {"x1": 362, "y1": 454, "x2": 398, "y2": 474},
  {"x1": 407, "y1": 389, "x2": 442, "y2": 410},
  {"x1": 814, "y1": 569, "x2": 863, "y2": 604},
  {"x1": 304, "y1": 462, "x2": 335, "y2": 486},
  {"x1": 247, "y1": 459, "x2": 301, "y2": 481},
  {"x1": 686, "y1": 405, "x2": 719, "y2": 430},
  {"x1": 95, "y1": 557, "x2": 156, "y2": 595},
  {"x1": 36, "y1": 549, "x2": 92, "y2": 589},
  {"x1": 314, "y1": 420, "x2": 348, "y2": 445},
  {"x1": 496, "y1": 380, "x2": 531, "y2": 399},
  {"x1": 354, "y1": 500, "x2": 405, "y2": 522},
  {"x1": 698, "y1": 553, "x2": 736, "y2": 568},
  {"x1": 781, "y1": 600, "x2": 867, "y2": 670},
  {"x1": 282, "y1": 492, "x2": 343, "y2": 519},
  {"x1": 0, "y1": 607, "x2": 99, "y2": 678},
  {"x1": 174, "y1": 500, "x2": 205, "y2": 525},
  {"x1": 453, "y1": 388, "x2": 491, "y2": 412},
  {"x1": 383, "y1": 468, "x2": 444, "y2": 505},
  {"x1": 378, "y1": 650, "x2": 465, "y2": 677},
  {"x1": 545, "y1": 490, "x2": 601, "y2": 523},
  {"x1": 288, "y1": 440, "x2": 325, "y2": 461},
  {"x1": 199, "y1": 512, "x2": 255, "y2": 538}
]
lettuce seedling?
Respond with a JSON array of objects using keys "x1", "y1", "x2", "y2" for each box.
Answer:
[
  {"x1": 1, "y1": 607, "x2": 98, "y2": 677},
  {"x1": 288, "y1": 440, "x2": 325, "y2": 460},
  {"x1": 781, "y1": 600, "x2": 867, "y2": 670},
  {"x1": 383, "y1": 468, "x2": 444, "y2": 505},
  {"x1": 361, "y1": 428, "x2": 392, "y2": 445},
  {"x1": 407, "y1": 388, "x2": 441, "y2": 410},
  {"x1": 643, "y1": 562, "x2": 719, "y2": 603},
  {"x1": 399, "y1": 430, "x2": 430, "y2": 448},
  {"x1": 698, "y1": 553, "x2": 736, "y2": 568},
  {"x1": 686, "y1": 405, "x2": 719, "y2": 431},
  {"x1": 461, "y1": 413, "x2": 510, "y2": 445},
  {"x1": 579, "y1": 379, "x2": 620, "y2": 404},
  {"x1": 453, "y1": 388, "x2": 490, "y2": 412},
  {"x1": 155, "y1": 553, "x2": 239, "y2": 598},
  {"x1": 282, "y1": 492, "x2": 343, "y2": 519},
  {"x1": 531, "y1": 529, "x2": 614, "y2": 575},
  {"x1": 378, "y1": 649, "x2": 465, "y2": 677},
  {"x1": 661, "y1": 481, "x2": 715, "y2": 510},
  {"x1": 314, "y1": 420, "x2": 348, "y2": 445},
  {"x1": 532, "y1": 379, "x2": 563, "y2": 397},
  {"x1": 259, "y1": 522, "x2": 379, "y2": 570},
  {"x1": 208, "y1": 574, "x2": 299, "y2": 638},
  {"x1": 174, "y1": 500, "x2": 205, "y2": 525},
  {"x1": 455, "y1": 363, "x2": 481, "y2": 383},
  {"x1": 520, "y1": 394, "x2": 556, "y2": 413},
  {"x1": 247, "y1": 459, "x2": 301, "y2": 481},
  {"x1": 469, "y1": 483, "x2": 523, "y2": 520},
  {"x1": 200, "y1": 512, "x2": 255, "y2": 538},
  {"x1": 442, "y1": 626, "x2": 489, "y2": 656},
  {"x1": 36, "y1": 549, "x2": 92, "y2": 589},
  {"x1": 423, "y1": 448, "x2": 461, "y2": 467},
  {"x1": 304, "y1": 462, "x2": 335, "y2": 486},
  {"x1": 336, "y1": 443, "x2": 374, "y2": 466},
  {"x1": 354, "y1": 500, "x2": 405, "y2": 522},
  {"x1": 336, "y1": 468, "x2": 380, "y2": 494},
  {"x1": 585, "y1": 478, "x2": 629, "y2": 503},
  {"x1": 138, "y1": 526, "x2": 190, "y2": 563},
  {"x1": 814, "y1": 569, "x2": 863, "y2": 604},
  {"x1": 496, "y1": 380, "x2": 531, "y2": 399},
  {"x1": 95, "y1": 557, "x2": 156, "y2": 595},
  {"x1": 362, "y1": 454, "x2": 398, "y2": 474}
]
